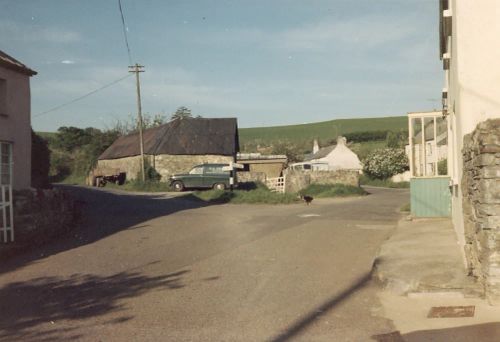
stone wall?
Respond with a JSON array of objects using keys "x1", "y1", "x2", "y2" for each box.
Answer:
[
  {"x1": 284, "y1": 169, "x2": 360, "y2": 193},
  {"x1": 97, "y1": 154, "x2": 233, "y2": 182},
  {"x1": 247, "y1": 163, "x2": 284, "y2": 178},
  {"x1": 96, "y1": 155, "x2": 153, "y2": 182},
  {"x1": 11, "y1": 188, "x2": 78, "y2": 245},
  {"x1": 237, "y1": 171, "x2": 267, "y2": 184},
  {"x1": 462, "y1": 119, "x2": 500, "y2": 304},
  {"x1": 154, "y1": 154, "x2": 234, "y2": 181}
]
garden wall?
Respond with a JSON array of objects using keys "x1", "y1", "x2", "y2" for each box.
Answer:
[
  {"x1": 1, "y1": 187, "x2": 79, "y2": 258},
  {"x1": 462, "y1": 119, "x2": 500, "y2": 304},
  {"x1": 284, "y1": 169, "x2": 360, "y2": 193}
]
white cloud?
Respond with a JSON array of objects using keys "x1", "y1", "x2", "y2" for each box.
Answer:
[{"x1": 61, "y1": 60, "x2": 75, "y2": 64}]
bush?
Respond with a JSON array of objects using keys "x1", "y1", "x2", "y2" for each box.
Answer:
[
  {"x1": 386, "y1": 130, "x2": 407, "y2": 148},
  {"x1": 363, "y1": 148, "x2": 409, "y2": 179},
  {"x1": 343, "y1": 130, "x2": 389, "y2": 143},
  {"x1": 31, "y1": 130, "x2": 51, "y2": 188}
]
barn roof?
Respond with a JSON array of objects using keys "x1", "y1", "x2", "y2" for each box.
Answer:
[{"x1": 98, "y1": 117, "x2": 239, "y2": 160}]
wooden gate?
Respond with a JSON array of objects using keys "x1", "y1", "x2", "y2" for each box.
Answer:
[
  {"x1": 266, "y1": 176, "x2": 286, "y2": 194},
  {"x1": 0, "y1": 185, "x2": 14, "y2": 242}
]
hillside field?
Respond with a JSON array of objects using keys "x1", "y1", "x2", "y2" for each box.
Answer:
[{"x1": 239, "y1": 116, "x2": 407, "y2": 145}]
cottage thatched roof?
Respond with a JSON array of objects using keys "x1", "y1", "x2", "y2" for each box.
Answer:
[{"x1": 99, "y1": 117, "x2": 239, "y2": 160}]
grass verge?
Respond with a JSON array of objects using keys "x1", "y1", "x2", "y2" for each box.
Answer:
[
  {"x1": 359, "y1": 175, "x2": 410, "y2": 188},
  {"x1": 193, "y1": 186, "x2": 299, "y2": 204},
  {"x1": 299, "y1": 183, "x2": 367, "y2": 198}
]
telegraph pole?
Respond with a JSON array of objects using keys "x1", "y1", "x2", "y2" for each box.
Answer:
[{"x1": 128, "y1": 63, "x2": 145, "y2": 182}]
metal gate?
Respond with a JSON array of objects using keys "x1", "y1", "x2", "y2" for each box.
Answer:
[
  {"x1": 265, "y1": 176, "x2": 286, "y2": 194},
  {"x1": 0, "y1": 185, "x2": 14, "y2": 242}
]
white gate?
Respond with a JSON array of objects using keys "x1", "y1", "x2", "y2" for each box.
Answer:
[
  {"x1": 266, "y1": 176, "x2": 286, "y2": 194},
  {"x1": 0, "y1": 185, "x2": 14, "y2": 242}
]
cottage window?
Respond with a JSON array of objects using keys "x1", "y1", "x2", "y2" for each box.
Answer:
[{"x1": 0, "y1": 142, "x2": 12, "y2": 186}]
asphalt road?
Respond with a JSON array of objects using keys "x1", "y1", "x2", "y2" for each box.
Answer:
[{"x1": 0, "y1": 185, "x2": 409, "y2": 341}]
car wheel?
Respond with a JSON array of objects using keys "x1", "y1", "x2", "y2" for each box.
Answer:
[
  {"x1": 172, "y1": 181, "x2": 185, "y2": 192},
  {"x1": 213, "y1": 183, "x2": 226, "y2": 190}
]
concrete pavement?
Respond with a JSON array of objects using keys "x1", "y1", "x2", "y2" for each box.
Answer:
[{"x1": 372, "y1": 214, "x2": 500, "y2": 341}]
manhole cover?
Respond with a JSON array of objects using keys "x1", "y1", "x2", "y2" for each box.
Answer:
[
  {"x1": 371, "y1": 331, "x2": 403, "y2": 342},
  {"x1": 427, "y1": 305, "x2": 475, "y2": 318}
]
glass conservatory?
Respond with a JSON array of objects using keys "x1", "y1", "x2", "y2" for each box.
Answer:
[{"x1": 408, "y1": 111, "x2": 451, "y2": 217}]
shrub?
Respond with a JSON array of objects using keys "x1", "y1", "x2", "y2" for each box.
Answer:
[
  {"x1": 31, "y1": 130, "x2": 51, "y2": 188},
  {"x1": 363, "y1": 148, "x2": 409, "y2": 179}
]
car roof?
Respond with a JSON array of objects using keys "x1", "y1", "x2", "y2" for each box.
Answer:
[{"x1": 193, "y1": 163, "x2": 229, "y2": 167}]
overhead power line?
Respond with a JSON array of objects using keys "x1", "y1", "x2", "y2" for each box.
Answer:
[
  {"x1": 33, "y1": 74, "x2": 132, "y2": 118},
  {"x1": 118, "y1": 0, "x2": 133, "y2": 65}
]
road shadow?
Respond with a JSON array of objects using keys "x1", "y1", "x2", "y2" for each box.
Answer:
[
  {"x1": 269, "y1": 272, "x2": 372, "y2": 342},
  {"x1": 401, "y1": 322, "x2": 500, "y2": 342},
  {"x1": 0, "y1": 185, "x2": 213, "y2": 275},
  {"x1": 0, "y1": 268, "x2": 189, "y2": 341}
]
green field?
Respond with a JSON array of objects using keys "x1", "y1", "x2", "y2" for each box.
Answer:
[{"x1": 239, "y1": 116, "x2": 407, "y2": 145}]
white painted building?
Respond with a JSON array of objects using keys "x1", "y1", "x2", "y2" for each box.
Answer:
[
  {"x1": 299, "y1": 136, "x2": 362, "y2": 172},
  {"x1": 440, "y1": 0, "x2": 500, "y2": 246}
]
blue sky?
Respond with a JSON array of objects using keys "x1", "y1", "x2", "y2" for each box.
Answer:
[{"x1": 1, "y1": 0, "x2": 442, "y2": 131}]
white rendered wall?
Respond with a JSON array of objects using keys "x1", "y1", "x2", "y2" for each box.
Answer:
[{"x1": 446, "y1": 0, "x2": 500, "y2": 246}]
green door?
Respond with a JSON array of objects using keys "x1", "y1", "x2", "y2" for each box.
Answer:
[{"x1": 410, "y1": 177, "x2": 451, "y2": 217}]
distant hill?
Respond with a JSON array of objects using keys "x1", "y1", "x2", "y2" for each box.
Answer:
[{"x1": 239, "y1": 116, "x2": 407, "y2": 145}]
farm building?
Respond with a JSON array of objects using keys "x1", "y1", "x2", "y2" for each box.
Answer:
[
  {"x1": 96, "y1": 117, "x2": 239, "y2": 182},
  {"x1": 236, "y1": 152, "x2": 287, "y2": 182},
  {"x1": 300, "y1": 136, "x2": 362, "y2": 171}
]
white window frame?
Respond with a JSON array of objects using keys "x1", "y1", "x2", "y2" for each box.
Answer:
[
  {"x1": 0, "y1": 142, "x2": 13, "y2": 186},
  {"x1": 408, "y1": 112, "x2": 450, "y2": 178}
]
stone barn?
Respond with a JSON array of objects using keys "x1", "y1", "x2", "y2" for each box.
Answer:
[{"x1": 96, "y1": 117, "x2": 239, "y2": 182}]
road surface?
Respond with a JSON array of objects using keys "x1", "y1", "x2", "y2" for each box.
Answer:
[{"x1": 0, "y1": 185, "x2": 409, "y2": 341}]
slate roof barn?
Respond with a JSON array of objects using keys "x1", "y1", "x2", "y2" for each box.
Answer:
[{"x1": 96, "y1": 117, "x2": 239, "y2": 181}]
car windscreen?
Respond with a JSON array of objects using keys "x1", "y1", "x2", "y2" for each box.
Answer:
[{"x1": 189, "y1": 166, "x2": 204, "y2": 175}]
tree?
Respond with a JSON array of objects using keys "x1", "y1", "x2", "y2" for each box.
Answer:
[
  {"x1": 386, "y1": 130, "x2": 408, "y2": 148},
  {"x1": 271, "y1": 141, "x2": 303, "y2": 163},
  {"x1": 171, "y1": 106, "x2": 192, "y2": 120},
  {"x1": 53, "y1": 126, "x2": 92, "y2": 152},
  {"x1": 31, "y1": 130, "x2": 51, "y2": 188}
]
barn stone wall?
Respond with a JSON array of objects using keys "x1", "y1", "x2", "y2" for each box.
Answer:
[
  {"x1": 153, "y1": 154, "x2": 234, "y2": 181},
  {"x1": 462, "y1": 119, "x2": 500, "y2": 304},
  {"x1": 97, "y1": 154, "x2": 234, "y2": 182},
  {"x1": 96, "y1": 155, "x2": 153, "y2": 182}
]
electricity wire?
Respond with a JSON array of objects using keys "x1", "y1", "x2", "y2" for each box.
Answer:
[
  {"x1": 118, "y1": 0, "x2": 133, "y2": 65},
  {"x1": 33, "y1": 74, "x2": 132, "y2": 118}
]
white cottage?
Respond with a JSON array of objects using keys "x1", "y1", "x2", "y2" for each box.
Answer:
[{"x1": 300, "y1": 136, "x2": 362, "y2": 171}]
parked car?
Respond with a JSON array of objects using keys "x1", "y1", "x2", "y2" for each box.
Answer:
[{"x1": 169, "y1": 163, "x2": 234, "y2": 191}]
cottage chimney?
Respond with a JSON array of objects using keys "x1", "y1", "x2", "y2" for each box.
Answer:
[
  {"x1": 337, "y1": 136, "x2": 347, "y2": 146},
  {"x1": 313, "y1": 139, "x2": 319, "y2": 154}
]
